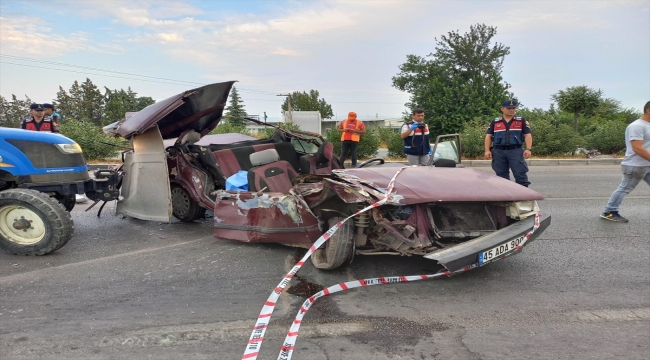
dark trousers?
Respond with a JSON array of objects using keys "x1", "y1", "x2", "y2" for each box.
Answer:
[
  {"x1": 491, "y1": 148, "x2": 530, "y2": 187},
  {"x1": 340, "y1": 140, "x2": 359, "y2": 167}
]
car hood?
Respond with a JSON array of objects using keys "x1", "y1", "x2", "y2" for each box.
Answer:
[
  {"x1": 340, "y1": 166, "x2": 544, "y2": 204},
  {"x1": 112, "y1": 81, "x2": 236, "y2": 139}
]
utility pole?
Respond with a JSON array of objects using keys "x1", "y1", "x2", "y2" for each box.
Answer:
[{"x1": 277, "y1": 93, "x2": 293, "y2": 123}]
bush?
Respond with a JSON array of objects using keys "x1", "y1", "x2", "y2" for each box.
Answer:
[
  {"x1": 60, "y1": 119, "x2": 127, "y2": 160},
  {"x1": 376, "y1": 126, "x2": 399, "y2": 146},
  {"x1": 325, "y1": 127, "x2": 380, "y2": 159},
  {"x1": 262, "y1": 122, "x2": 301, "y2": 139},
  {"x1": 460, "y1": 117, "x2": 489, "y2": 158},
  {"x1": 386, "y1": 131, "x2": 405, "y2": 158},
  {"x1": 530, "y1": 119, "x2": 584, "y2": 156},
  {"x1": 585, "y1": 121, "x2": 627, "y2": 154},
  {"x1": 209, "y1": 122, "x2": 251, "y2": 136}
]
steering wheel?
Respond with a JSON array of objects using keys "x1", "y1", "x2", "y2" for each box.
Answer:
[{"x1": 355, "y1": 158, "x2": 385, "y2": 168}]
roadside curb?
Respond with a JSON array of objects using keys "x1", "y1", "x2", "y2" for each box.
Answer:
[
  {"x1": 88, "y1": 158, "x2": 622, "y2": 171},
  {"x1": 346, "y1": 158, "x2": 622, "y2": 167}
]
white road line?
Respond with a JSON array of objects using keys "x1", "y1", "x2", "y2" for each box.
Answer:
[{"x1": 0, "y1": 236, "x2": 214, "y2": 285}]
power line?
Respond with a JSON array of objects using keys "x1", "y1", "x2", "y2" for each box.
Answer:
[{"x1": 0, "y1": 54, "x2": 278, "y2": 96}]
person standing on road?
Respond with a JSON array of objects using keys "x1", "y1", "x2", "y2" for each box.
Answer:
[
  {"x1": 600, "y1": 101, "x2": 650, "y2": 223},
  {"x1": 42, "y1": 103, "x2": 61, "y2": 133},
  {"x1": 484, "y1": 100, "x2": 532, "y2": 187},
  {"x1": 20, "y1": 103, "x2": 55, "y2": 132},
  {"x1": 401, "y1": 108, "x2": 432, "y2": 166},
  {"x1": 338, "y1": 111, "x2": 366, "y2": 168}
]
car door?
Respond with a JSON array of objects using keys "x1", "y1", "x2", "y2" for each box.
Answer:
[{"x1": 116, "y1": 125, "x2": 172, "y2": 222}]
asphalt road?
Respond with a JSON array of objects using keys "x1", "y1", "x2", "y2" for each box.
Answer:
[{"x1": 1, "y1": 165, "x2": 649, "y2": 360}]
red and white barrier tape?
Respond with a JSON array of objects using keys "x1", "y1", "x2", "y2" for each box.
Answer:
[
  {"x1": 241, "y1": 166, "x2": 412, "y2": 360},
  {"x1": 275, "y1": 213, "x2": 542, "y2": 360}
]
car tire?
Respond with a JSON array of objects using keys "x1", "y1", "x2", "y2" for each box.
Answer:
[
  {"x1": 171, "y1": 184, "x2": 206, "y2": 222},
  {"x1": 311, "y1": 217, "x2": 354, "y2": 270},
  {"x1": 0, "y1": 189, "x2": 74, "y2": 255}
]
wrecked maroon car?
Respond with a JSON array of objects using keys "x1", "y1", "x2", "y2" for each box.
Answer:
[{"x1": 106, "y1": 81, "x2": 551, "y2": 272}]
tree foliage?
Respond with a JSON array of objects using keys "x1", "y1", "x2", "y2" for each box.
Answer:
[
  {"x1": 103, "y1": 87, "x2": 155, "y2": 126},
  {"x1": 55, "y1": 78, "x2": 105, "y2": 125},
  {"x1": 224, "y1": 86, "x2": 247, "y2": 127},
  {"x1": 551, "y1": 86, "x2": 602, "y2": 131},
  {"x1": 281, "y1": 90, "x2": 334, "y2": 119},
  {"x1": 0, "y1": 94, "x2": 32, "y2": 128},
  {"x1": 585, "y1": 120, "x2": 627, "y2": 154},
  {"x1": 59, "y1": 119, "x2": 127, "y2": 160},
  {"x1": 392, "y1": 23, "x2": 510, "y2": 136},
  {"x1": 208, "y1": 121, "x2": 251, "y2": 136}
]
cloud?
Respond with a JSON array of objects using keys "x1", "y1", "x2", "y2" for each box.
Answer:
[
  {"x1": 0, "y1": 16, "x2": 123, "y2": 56},
  {"x1": 64, "y1": 0, "x2": 204, "y2": 26}
]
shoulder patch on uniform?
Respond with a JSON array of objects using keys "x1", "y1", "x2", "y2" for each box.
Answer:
[{"x1": 525, "y1": 120, "x2": 530, "y2": 127}]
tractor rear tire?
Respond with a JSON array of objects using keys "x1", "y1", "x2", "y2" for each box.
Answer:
[
  {"x1": 311, "y1": 217, "x2": 354, "y2": 270},
  {"x1": 0, "y1": 189, "x2": 74, "y2": 255},
  {"x1": 171, "y1": 184, "x2": 206, "y2": 222}
]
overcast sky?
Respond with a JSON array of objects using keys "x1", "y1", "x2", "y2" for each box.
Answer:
[{"x1": 1, "y1": 0, "x2": 648, "y2": 121}]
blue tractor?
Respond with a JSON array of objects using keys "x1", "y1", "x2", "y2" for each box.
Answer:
[{"x1": 0, "y1": 127, "x2": 120, "y2": 255}]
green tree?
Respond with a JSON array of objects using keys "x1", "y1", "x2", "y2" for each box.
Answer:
[
  {"x1": 550, "y1": 85, "x2": 602, "y2": 132},
  {"x1": 55, "y1": 78, "x2": 105, "y2": 126},
  {"x1": 586, "y1": 120, "x2": 627, "y2": 154},
  {"x1": 59, "y1": 119, "x2": 127, "y2": 160},
  {"x1": 0, "y1": 94, "x2": 32, "y2": 128},
  {"x1": 103, "y1": 87, "x2": 155, "y2": 126},
  {"x1": 208, "y1": 121, "x2": 251, "y2": 136},
  {"x1": 263, "y1": 122, "x2": 301, "y2": 139},
  {"x1": 460, "y1": 117, "x2": 490, "y2": 159},
  {"x1": 392, "y1": 23, "x2": 510, "y2": 136},
  {"x1": 224, "y1": 86, "x2": 247, "y2": 127},
  {"x1": 281, "y1": 90, "x2": 334, "y2": 119}
]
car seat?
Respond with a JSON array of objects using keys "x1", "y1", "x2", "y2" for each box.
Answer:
[
  {"x1": 248, "y1": 149, "x2": 299, "y2": 193},
  {"x1": 299, "y1": 142, "x2": 341, "y2": 174}
]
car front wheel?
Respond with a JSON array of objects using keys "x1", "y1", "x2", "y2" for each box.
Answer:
[
  {"x1": 171, "y1": 184, "x2": 206, "y2": 222},
  {"x1": 311, "y1": 217, "x2": 354, "y2": 270}
]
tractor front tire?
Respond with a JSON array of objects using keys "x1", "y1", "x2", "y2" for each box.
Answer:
[{"x1": 0, "y1": 189, "x2": 74, "y2": 255}]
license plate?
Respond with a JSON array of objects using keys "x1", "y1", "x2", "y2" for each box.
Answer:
[{"x1": 478, "y1": 235, "x2": 525, "y2": 265}]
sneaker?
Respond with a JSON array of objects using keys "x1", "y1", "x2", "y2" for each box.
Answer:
[
  {"x1": 75, "y1": 194, "x2": 89, "y2": 204},
  {"x1": 600, "y1": 212, "x2": 629, "y2": 223}
]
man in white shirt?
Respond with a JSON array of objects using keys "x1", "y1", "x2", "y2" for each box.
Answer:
[{"x1": 600, "y1": 101, "x2": 650, "y2": 222}]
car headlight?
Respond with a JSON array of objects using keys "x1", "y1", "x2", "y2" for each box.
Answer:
[{"x1": 56, "y1": 143, "x2": 83, "y2": 154}]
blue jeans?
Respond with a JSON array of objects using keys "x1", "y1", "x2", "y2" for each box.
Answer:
[{"x1": 604, "y1": 165, "x2": 650, "y2": 212}]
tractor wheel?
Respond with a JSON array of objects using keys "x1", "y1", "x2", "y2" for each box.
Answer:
[
  {"x1": 0, "y1": 189, "x2": 74, "y2": 255},
  {"x1": 55, "y1": 194, "x2": 76, "y2": 212},
  {"x1": 311, "y1": 217, "x2": 354, "y2": 270},
  {"x1": 171, "y1": 184, "x2": 206, "y2": 222}
]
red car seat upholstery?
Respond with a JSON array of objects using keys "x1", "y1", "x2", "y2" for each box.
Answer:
[
  {"x1": 247, "y1": 149, "x2": 299, "y2": 193},
  {"x1": 299, "y1": 142, "x2": 341, "y2": 175}
]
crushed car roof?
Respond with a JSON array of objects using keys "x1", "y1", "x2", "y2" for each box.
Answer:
[{"x1": 114, "y1": 81, "x2": 236, "y2": 139}]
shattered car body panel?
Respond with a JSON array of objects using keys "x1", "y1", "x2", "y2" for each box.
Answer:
[{"x1": 213, "y1": 190, "x2": 321, "y2": 243}]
